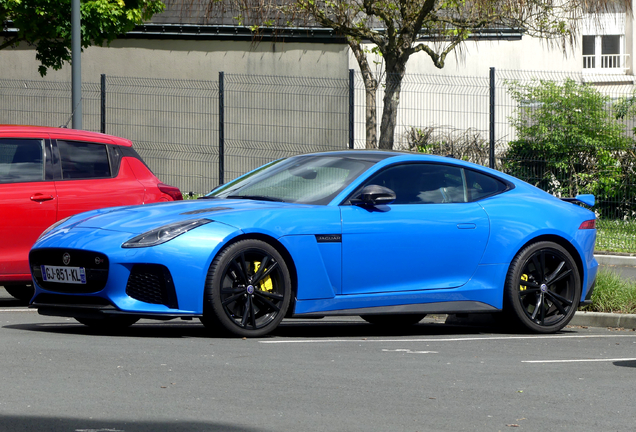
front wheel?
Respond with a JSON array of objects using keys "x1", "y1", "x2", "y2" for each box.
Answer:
[
  {"x1": 504, "y1": 242, "x2": 581, "y2": 333},
  {"x1": 201, "y1": 239, "x2": 291, "y2": 337}
]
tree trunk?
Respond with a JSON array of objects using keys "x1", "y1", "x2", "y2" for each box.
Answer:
[
  {"x1": 362, "y1": 75, "x2": 378, "y2": 149},
  {"x1": 348, "y1": 38, "x2": 378, "y2": 149},
  {"x1": 378, "y1": 70, "x2": 405, "y2": 150}
]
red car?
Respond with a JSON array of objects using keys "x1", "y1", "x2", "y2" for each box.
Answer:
[{"x1": 0, "y1": 126, "x2": 182, "y2": 300}]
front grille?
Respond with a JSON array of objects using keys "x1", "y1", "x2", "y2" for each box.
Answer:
[
  {"x1": 29, "y1": 248, "x2": 109, "y2": 294},
  {"x1": 126, "y1": 264, "x2": 178, "y2": 309}
]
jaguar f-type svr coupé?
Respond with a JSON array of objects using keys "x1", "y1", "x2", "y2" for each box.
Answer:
[{"x1": 29, "y1": 151, "x2": 598, "y2": 336}]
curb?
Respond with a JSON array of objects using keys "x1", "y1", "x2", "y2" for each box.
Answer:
[
  {"x1": 570, "y1": 311, "x2": 636, "y2": 330},
  {"x1": 444, "y1": 311, "x2": 636, "y2": 330},
  {"x1": 594, "y1": 254, "x2": 636, "y2": 267}
]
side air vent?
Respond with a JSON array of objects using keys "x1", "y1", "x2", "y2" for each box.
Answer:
[{"x1": 125, "y1": 264, "x2": 179, "y2": 309}]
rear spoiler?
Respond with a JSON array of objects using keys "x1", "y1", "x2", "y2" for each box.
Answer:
[{"x1": 561, "y1": 194, "x2": 595, "y2": 207}]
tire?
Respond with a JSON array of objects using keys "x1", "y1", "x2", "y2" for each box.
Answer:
[
  {"x1": 201, "y1": 239, "x2": 291, "y2": 337},
  {"x1": 360, "y1": 314, "x2": 426, "y2": 327},
  {"x1": 504, "y1": 241, "x2": 581, "y2": 333},
  {"x1": 4, "y1": 284, "x2": 34, "y2": 302},
  {"x1": 75, "y1": 316, "x2": 140, "y2": 329}
]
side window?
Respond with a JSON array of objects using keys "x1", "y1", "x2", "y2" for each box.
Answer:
[
  {"x1": 362, "y1": 163, "x2": 466, "y2": 204},
  {"x1": 465, "y1": 169, "x2": 508, "y2": 201},
  {"x1": 0, "y1": 139, "x2": 45, "y2": 184},
  {"x1": 57, "y1": 140, "x2": 111, "y2": 180}
]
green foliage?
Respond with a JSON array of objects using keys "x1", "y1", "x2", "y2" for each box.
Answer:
[
  {"x1": 581, "y1": 269, "x2": 636, "y2": 314},
  {"x1": 503, "y1": 79, "x2": 636, "y2": 218},
  {"x1": 0, "y1": 0, "x2": 165, "y2": 76},
  {"x1": 613, "y1": 90, "x2": 636, "y2": 123}
]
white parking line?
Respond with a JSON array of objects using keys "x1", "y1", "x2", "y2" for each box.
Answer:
[
  {"x1": 0, "y1": 308, "x2": 35, "y2": 312},
  {"x1": 523, "y1": 358, "x2": 636, "y2": 363},
  {"x1": 260, "y1": 334, "x2": 636, "y2": 344}
]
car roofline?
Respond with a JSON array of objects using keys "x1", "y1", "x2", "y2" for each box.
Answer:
[{"x1": 0, "y1": 125, "x2": 133, "y2": 147}]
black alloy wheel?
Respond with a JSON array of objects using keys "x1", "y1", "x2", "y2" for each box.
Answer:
[
  {"x1": 505, "y1": 241, "x2": 581, "y2": 333},
  {"x1": 202, "y1": 239, "x2": 291, "y2": 337}
]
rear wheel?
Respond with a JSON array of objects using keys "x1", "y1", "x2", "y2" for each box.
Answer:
[
  {"x1": 75, "y1": 316, "x2": 140, "y2": 330},
  {"x1": 360, "y1": 314, "x2": 426, "y2": 327},
  {"x1": 504, "y1": 242, "x2": 580, "y2": 333},
  {"x1": 201, "y1": 239, "x2": 291, "y2": 337},
  {"x1": 3, "y1": 284, "x2": 34, "y2": 302}
]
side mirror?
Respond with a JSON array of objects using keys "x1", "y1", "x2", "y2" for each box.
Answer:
[{"x1": 350, "y1": 185, "x2": 396, "y2": 206}]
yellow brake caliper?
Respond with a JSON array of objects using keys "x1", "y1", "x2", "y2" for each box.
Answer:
[
  {"x1": 520, "y1": 274, "x2": 528, "y2": 291},
  {"x1": 253, "y1": 261, "x2": 273, "y2": 292}
]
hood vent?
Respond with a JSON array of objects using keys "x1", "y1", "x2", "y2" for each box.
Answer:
[{"x1": 180, "y1": 207, "x2": 232, "y2": 215}]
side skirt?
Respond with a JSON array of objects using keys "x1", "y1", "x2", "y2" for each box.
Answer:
[{"x1": 292, "y1": 301, "x2": 498, "y2": 318}]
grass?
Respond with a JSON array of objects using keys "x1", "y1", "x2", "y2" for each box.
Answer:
[
  {"x1": 581, "y1": 269, "x2": 636, "y2": 314},
  {"x1": 596, "y1": 219, "x2": 636, "y2": 254}
]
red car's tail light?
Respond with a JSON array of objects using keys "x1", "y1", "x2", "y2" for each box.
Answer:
[
  {"x1": 579, "y1": 219, "x2": 596, "y2": 230},
  {"x1": 158, "y1": 183, "x2": 183, "y2": 201}
]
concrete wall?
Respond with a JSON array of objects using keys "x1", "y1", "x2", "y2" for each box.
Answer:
[{"x1": 1, "y1": 38, "x2": 350, "y2": 82}]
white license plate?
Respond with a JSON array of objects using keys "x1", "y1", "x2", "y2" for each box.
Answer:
[{"x1": 41, "y1": 265, "x2": 86, "y2": 284}]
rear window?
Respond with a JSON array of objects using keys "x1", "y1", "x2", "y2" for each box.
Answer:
[
  {"x1": 57, "y1": 140, "x2": 111, "y2": 179},
  {"x1": 465, "y1": 169, "x2": 509, "y2": 201},
  {"x1": 0, "y1": 138, "x2": 45, "y2": 183}
]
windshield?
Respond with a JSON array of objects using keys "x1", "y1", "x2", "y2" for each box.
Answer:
[{"x1": 207, "y1": 154, "x2": 376, "y2": 205}]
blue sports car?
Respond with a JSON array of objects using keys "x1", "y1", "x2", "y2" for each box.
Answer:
[{"x1": 29, "y1": 151, "x2": 598, "y2": 337}]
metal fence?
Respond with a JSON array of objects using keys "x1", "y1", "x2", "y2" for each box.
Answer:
[{"x1": 1, "y1": 69, "x2": 635, "y2": 252}]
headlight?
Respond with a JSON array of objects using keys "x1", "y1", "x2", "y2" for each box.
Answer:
[
  {"x1": 122, "y1": 219, "x2": 211, "y2": 248},
  {"x1": 38, "y1": 216, "x2": 73, "y2": 240}
]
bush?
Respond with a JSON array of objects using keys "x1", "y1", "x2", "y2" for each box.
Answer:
[
  {"x1": 405, "y1": 126, "x2": 492, "y2": 167},
  {"x1": 502, "y1": 79, "x2": 636, "y2": 218}
]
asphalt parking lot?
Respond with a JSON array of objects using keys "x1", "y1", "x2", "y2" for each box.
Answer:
[{"x1": 1, "y1": 287, "x2": 636, "y2": 432}]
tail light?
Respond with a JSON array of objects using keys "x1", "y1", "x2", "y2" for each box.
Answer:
[
  {"x1": 579, "y1": 219, "x2": 596, "y2": 230},
  {"x1": 158, "y1": 183, "x2": 183, "y2": 201}
]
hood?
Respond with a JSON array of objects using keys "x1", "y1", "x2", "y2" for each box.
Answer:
[{"x1": 72, "y1": 199, "x2": 308, "y2": 234}]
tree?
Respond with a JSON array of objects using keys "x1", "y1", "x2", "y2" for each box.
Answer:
[
  {"x1": 0, "y1": 0, "x2": 165, "y2": 76},
  {"x1": 201, "y1": 0, "x2": 630, "y2": 149}
]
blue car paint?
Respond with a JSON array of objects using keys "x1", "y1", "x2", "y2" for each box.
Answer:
[
  {"x1": 29, "y1": 151, "x2": 598, "y2": 324},
  {"x1": 340, "y1": 202, "x2": 489, "y2": 294}
]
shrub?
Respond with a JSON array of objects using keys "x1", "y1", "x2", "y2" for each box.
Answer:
[
  {"x1": 405, "y1": 126, "x2": 492, "y2": 167},
  {"x1": 503, "y1": 79, "x2": 636, "y2": 218}
]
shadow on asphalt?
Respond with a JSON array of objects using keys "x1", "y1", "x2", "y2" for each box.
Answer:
[
  {"x1": 613, "y1": 360, "x2": 636, "y2": 368},
  {"x1": 3, "y1": 314, "x2": 581, "y2": 340},
  {"x1": 0, "y1": 297, "x2": 29, "y2": 308},
  {"x1": 0, "y1": 415, "x2": 262, "y2": 432}
]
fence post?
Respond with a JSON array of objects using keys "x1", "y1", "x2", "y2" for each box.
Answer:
[
  {"x1": 218, "y1": 71, "x2": 225, "y2": 186},
  {"x1": 489, "y1": 67, "x2": 495, "y2": 169},
  {"x1": 349, "y1": 69, "x2": 354, "y2": 149},
  {"x1": 100, "y1": 74, "x2": 106, "y2": 134}
]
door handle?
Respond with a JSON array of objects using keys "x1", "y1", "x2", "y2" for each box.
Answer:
[
  {"x1": 30, "y1": 193, "x2": 55, "y2": 202},
  {"x1": 457, "y1": 223, "x2": 476, "y2": 229}
]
